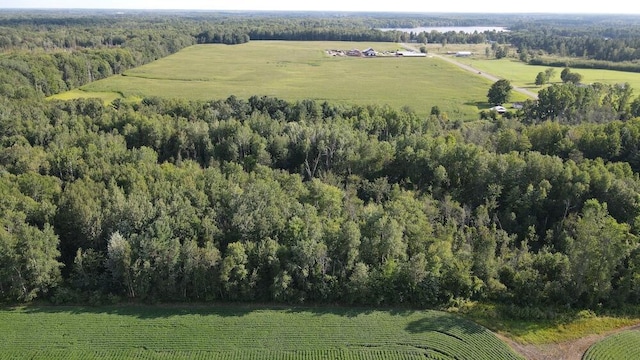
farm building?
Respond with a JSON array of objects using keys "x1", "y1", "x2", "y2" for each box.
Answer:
[{"x1": 396, "y1": 51, "x2": 426, "y2": 57}]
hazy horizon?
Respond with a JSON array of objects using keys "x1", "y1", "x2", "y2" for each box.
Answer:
[{"x1": 2, "y1": 0, "x2": 640, "y2": 15}]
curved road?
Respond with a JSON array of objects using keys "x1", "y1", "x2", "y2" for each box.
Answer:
[{"x1": 402, "y1": 44, "x2": 538, "y2": 99}]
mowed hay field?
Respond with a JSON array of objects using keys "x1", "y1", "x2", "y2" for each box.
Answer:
[
  {"x1": 0, "y1": 306, "x2": 523, "y2": 360},
  {"x1": 68, "y1": 41, "x2": 496, "y2": 119}
]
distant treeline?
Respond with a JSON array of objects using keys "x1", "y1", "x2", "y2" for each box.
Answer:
[
  {"x1": 528, "y1": 58, "x2": 640, "y2": 74},
  {"x1": 0, "y1": 49, "x2": 138, "y2": 98},
  {"x1": 509, "y1": 20, "x2": 640, "y2": 70},
  {"x1": 4, "y1": 11, "x2": 640, "y2": 99},
  {"x1": 0, "y1": 13, "x2": 197, "y2": 98}
]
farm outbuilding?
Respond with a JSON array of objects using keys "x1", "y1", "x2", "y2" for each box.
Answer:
[
  {"x1": 363, "y1": 48, "x2": 376, "y2": 57},
  {"x1": 396, "y1": 51, "x2": 426, "y2": 57}
]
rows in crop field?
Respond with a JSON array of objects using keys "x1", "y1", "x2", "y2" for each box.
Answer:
[
  {"x1": 0, "y1": 307, "x2": 522, "y2": 359},
  {"x1": 0, "y1": 349, "x2": 518, "y2": 360},
  {"x1": 0, "y1": 349, "x2": 455, "y2": 360},
  {"x1": 394, "y1": 313, "x2": 520, "y2": 359},
  {"x1": 583, "y1": 330, "x2": 640, "y2": 360}
]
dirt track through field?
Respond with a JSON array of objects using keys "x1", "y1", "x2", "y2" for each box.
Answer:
[
  {"x1": 433, "y1": 54, "x2": 539, "y2": 99},
  {"x1": 499, "y1": 323, "x2": 640, "y2": 360},
  {"x1": 401, "y1": 43, "x2": 539, "y2": 100}
]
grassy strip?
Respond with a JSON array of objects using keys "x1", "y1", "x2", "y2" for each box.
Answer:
[
  {"x1": 452, "y1": 57, "x2": 640, "y2": 93},
  {"x1": 456, "y1": 302, "x2": 640, "y2": 345},
  {"x1": 47, "y1": 89, "x2": 124, "y2": 104},
  {"x1": 530, "y1": 57, "x2": 640, "y2": 74}
]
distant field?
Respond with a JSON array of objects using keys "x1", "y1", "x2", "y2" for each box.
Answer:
[
  {"x1": 54, "y1": 41, "x2": 499, "y2": 119},
  {"x1": 48, "y1": 89, "x2": 124, "y2": 103},
  {"x1": 583, "y1": 330, "x2": 640, "y2": 359},
  {"x1": 0, "y1": 305, "x2": 523, "y2": 360},
  {"x1": 452, "y1": 57, "x2": 640, "y2": 93}
]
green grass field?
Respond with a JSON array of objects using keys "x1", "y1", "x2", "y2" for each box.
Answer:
[
  {"x1": 47, "y1": 89, "x2": 125, "y2": 103},
  {"x1": 458, "y1": 303, "x2": 640, "y2": 345},
  {"x1": 0, "y1": 305, "x2": 523, "y2": 360},
  {"x1": 583, "y1": 330, "x2": 640, "y2": 359},
  {"x1": 49, "y1": 42, "x2": 640, "y2": 119},
  {"x1": 452, "y1": 57, "x2": 640, "y2": 93},
  {"x1": 51, "y1": 41, "x2": 497, "y2": 119}
]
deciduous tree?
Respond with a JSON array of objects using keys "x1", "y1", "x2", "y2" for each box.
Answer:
[{"x1": 487, "y1": 79, "x2": 512, "y2": 105}]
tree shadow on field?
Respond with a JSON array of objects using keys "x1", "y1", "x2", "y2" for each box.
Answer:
[
  {"x1": 405, "y1": 312, "x2": 485, "y2": 336},
  {"x1": 17, "y1": 303, "x2": 255, "y2": 319},
  {"x1": 465, "y1": 101, "x2": 492, "y2": 110},
  {"x1": 15, "y1": 302, "x2": 421, "y2": 320},
  {"x1": 281, "y1": 304, "x2": 418, "y2": 318}
]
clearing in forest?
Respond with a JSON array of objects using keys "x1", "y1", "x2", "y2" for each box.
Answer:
[{"x1": 53, "y1": 41, "x2": 501, "y2": 119}]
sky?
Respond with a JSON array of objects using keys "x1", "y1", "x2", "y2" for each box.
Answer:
[{"x1": 2, "y1": 0, "x2": 640, "y2": 14}]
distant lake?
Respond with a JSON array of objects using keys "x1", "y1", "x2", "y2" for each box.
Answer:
[{"x1": 379, "y1": 26, "x2": 508, "y2": 33}]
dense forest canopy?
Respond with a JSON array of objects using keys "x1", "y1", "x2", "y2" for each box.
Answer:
[
  {"x1": 2, "y1": 93, "x2": 640, "y2": 308},
  {"x1": 2, "y1": 10, "x2": 640, "y2": 311}
]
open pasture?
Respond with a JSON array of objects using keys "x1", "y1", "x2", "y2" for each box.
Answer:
[
  {"x1": 64, "y1": 41, "x2": 496, "y2": 119},
  {"x1": 0, "y1": 305, "x2": 522, "y2": 360},
  {"x1": 583, "y1": 329, "x2": 640, "y2": 360},
  {"x1": 452, "y1": 57, "x2": 640, "y2": 93}
]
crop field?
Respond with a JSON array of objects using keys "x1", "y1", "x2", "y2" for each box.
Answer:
[
  {"x1": 583, "y1": 330, "x2": 640, "y2": 359},
  {"x1": 0, "y1": 305, "x2": 523, "y2": 360},
  {"x1": 51, "y1": 41, "x2": 498, "y2": 119},
  {"x1": 452, "y1": 57, "x2": 640, "y2": 93}
]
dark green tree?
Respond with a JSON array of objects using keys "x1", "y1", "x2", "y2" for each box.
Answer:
[
  {"x1": 487, "y1": 79, "x2": 512, "y2": 105},
  {"x1": 495, "y1": 45, "x2": 508, "y2": 59},
  {"x1": 564, "y1": 72, "x2": 583, "y2": 84},
  {"x1": 560, "y1": 67, "x2": 571, "y2": 82},
  {"x1": 535, "y1": 72, "x2": 546, "y2": 86},
  {"x1": 561, "y1": 67, "x2": 583, "y2": 84},
  {"x1": 631, "y1": 96, "x2": 640, "y2": 118}
]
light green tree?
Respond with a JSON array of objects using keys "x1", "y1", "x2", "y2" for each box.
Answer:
[
  {"x1": 565, "y1": 199, "x2": 637, "y2": 307},
  {"x1": 0, "y1": 212, "x2": 62, "y2": 301},
  {"x1": 220, "y1": 241, "x2": 249, "y2": 299},
  {"x1": 106, "y1": 231, "x2": 134, "y2": 298}
]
